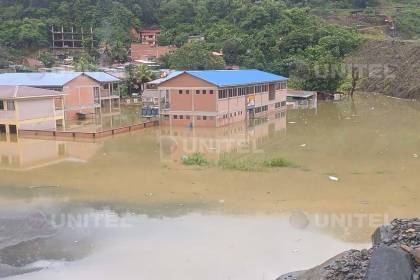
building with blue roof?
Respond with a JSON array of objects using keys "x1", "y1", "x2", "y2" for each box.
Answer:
[
  {"x1": 150, "y1": 69, "x2": 288, "y2": 127},
  {"x1": 0, "y1": 72, "x2": 120, "y2": 87},
  {"x1": 0, "y1": 72, "x2": 121, "y2": 122}
]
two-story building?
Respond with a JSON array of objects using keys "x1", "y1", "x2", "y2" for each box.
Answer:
[
  {"x1": 0, "y1": 86, "x2": 65, "y2": 138},
  {"x1": 152, "y1": 70, "x2": 288, "y2": 127},
  {"x1": 0, "y1": 72, "x2": 121, "y2": 121}
]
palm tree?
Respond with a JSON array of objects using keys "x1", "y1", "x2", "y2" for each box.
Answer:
[
  {"x1": 126, "y1": 64, "x2": 155, "y2": 95},
  {"x1": 74, "y1": 55, "x2": 97, "y2": 72}
]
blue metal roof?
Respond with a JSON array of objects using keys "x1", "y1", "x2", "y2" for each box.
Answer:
[
  {"x1": 158, "y1": 70, "x2": 288, "y2": 87},
  {"x1": 84, "y1": 72, "x2": 120, "y2": 83},
  {"x1": 0, "y1": 72, "x2": 81, "y2": 87},
  {"x1": 0, "y1": 72, "x2": 120, "y2": 87}
]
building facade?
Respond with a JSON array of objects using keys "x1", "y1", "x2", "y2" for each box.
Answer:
[
  {"x1": 130, "y1": 43, "x2": 176, "y2": 62},
  {"x1": 130, "y1": 28, "x2": 176, "y2": 63},
  {"x1": 0, "y1": 86, "x2": 65, "y2": 138},
  {"x1": 139, "y1": 28, "x2": 161, "y2": 45},
  {"x1": 153, "y1": 70, "x2": 288, "y2": 127},
  {"x1": 0, "y1": 72, "x2": 121, "y2": 122}
]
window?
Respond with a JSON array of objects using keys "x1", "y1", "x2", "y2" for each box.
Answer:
[
  {"x1": 0, "y1": 100, "x2": 4, "y2": 110},
  {"x1": 218, "y1": 90, "x2": 228, "y2": 99},
  {"x1": 93, "y1": 87, "x2": 100, "y2": 103},
  {"x1": 281, "y1": 83, "x2": 287, "y2": 90},
  {"x1": 203, "y1": 116, "x2": 207, "y2": 120},
  {"x1": 196, "y1": 90, "x2": 200, "y2": 94},
  {"x1": 203, "y1": 90, "x2": 206, "y2": 94},
  {"x1": 197, "y1": 116, "x2": 201, "y2": 120},
  {"x1": 186, "y1": 90, "x2": 190, "y2": 94},
  {"x1": 228, "y1": 88, "x2": 233, "y2": 98},
  {"x1": 54, "y1": 98, "x2": 63, "y2": 110},
  {"x1": 210, "y1": 90, "x2": 214, "y2": 94},
  {"x1": 173, "y1": 115, "x2": 178, "y2": 119},
  {"x1": 179, "y1": 115, "x2": 184, "y2": 119},
  {"x1": 179, "y1": 90, "x2": 183, "y2": 94},
  {"x1": 6, "y1": 100, "x2": 15, "y2": 111},
  {"x1": 186, "y1": 115, "x2": 190, "y2": 120},
  {"x1": 281, "y1": 101, "x2": 287, "y2": 107}
]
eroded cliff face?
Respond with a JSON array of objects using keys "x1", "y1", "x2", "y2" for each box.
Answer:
[{"x1": 348, "y1": 40, "x2": 420, "y2": 99}]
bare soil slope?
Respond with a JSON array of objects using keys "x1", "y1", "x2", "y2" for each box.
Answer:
[{"x1": 349, "y1": 40, "x2": 420, "y2": 99}]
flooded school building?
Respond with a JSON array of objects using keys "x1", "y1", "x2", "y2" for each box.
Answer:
[{"x1": 152, "y1": 69, "x2": 288, "y2": 127}]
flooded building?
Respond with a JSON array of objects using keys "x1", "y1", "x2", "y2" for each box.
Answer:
[
  {"x1": 0, "y1": 86, "x2": 65, "y2": 137},
  {"x1": 153, "y1": 70, "x2": 288, "y2": 127},
  {"x1": 286, "y1": 90, "x2": 317, "y2": 110},
  {"x1": 0, "y1": 72, "x2": 121, "y2": 121}
]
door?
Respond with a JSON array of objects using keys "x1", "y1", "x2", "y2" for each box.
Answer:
[
  {"x1": 0, "y1": 124, "x2": 6, "y2": 141},
  {"x1": 9, "y1": 125, "x2": 17, "y2": 134}
]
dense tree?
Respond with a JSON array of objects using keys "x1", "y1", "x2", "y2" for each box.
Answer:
[
  {"x1": 0, "y1": 0, "x2": 368, "y2": 92},
  {"x1": 38, "y1": 52, "x2": 56, "y2": 68},
  {"x1": 167, "y1": 42, "x2": 226, "y2": 70},
  {"x1": 74, "y1": 55, "x2": 97, "y2": 71}
]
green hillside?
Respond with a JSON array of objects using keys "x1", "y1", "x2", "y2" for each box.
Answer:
[{"x1": 0, "y1": 0, "x2": 418, "y2": 93}]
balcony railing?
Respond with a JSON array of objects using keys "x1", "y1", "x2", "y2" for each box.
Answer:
[{"x1": 0, "y1": 110, "x2": 16, "y2": 120}]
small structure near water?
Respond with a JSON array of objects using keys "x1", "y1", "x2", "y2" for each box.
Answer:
[{"x1": 287, "y1": 90, "x2": 317, "y2": 110}]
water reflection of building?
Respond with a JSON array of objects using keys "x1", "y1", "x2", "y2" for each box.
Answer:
[
  {"x1": 0, "y1": 138, "x2": 102, "y2": 171},
  {"x1": 159, "y1": 111, "x2": 287, "y2": 162}
]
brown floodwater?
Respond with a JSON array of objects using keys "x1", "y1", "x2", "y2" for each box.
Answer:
[{"x1": 0, "y1": 94, "x2": 419, "y2": 279}]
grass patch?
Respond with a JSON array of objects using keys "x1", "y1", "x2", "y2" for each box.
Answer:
[
  {"x1": 262, "y1": 157, "x2": 293, "y2": 168},
  {"x1": 218, "y1": 156, "x2": 262, "y2": 171},
  {"x1": 181, "y1": 153, "x2": 209, "y2": 166},
  {"x1": 218, "y1": 155, "x2": 294, "y2": 171}
]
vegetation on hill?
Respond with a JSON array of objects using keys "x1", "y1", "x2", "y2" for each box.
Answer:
[{"x1": 1, "y1": 0, "x2": 417, "y2": 92}]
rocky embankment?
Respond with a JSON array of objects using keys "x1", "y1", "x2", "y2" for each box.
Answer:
[
  {"x1": 278, "y1": 218, "x2": 420, "y2": 280},
  {"x1": 348, "y1": 40, "x2": 420, "y2": 100}
]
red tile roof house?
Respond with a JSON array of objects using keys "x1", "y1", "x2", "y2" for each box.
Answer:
[
  {"x1": 130, "y1": 28, "x2": 176, "y2": 62},
  {"x1": 152, "y1": 69, "x2": 288, "y2": 127},
  {"x1": 130, "y1": 43, "x2": 176, "y2": 62},
  {"x1": 0, "y1": 86, "x2": 65, "y2": 137},
  {"x1": 139, "y1": 28, "x2": 161, "y2": 45},
  {"x1": 0, "y1": 72, "x2": 121, "y2": 123}
]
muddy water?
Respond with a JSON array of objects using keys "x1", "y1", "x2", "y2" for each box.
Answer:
[{"x1": 0, "y1": 94, "x2": 419, "y2": 279}]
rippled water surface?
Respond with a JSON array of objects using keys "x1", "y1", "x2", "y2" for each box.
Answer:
[{"x1": 0, "y1": 94, "x2": 419, "y2": 279}]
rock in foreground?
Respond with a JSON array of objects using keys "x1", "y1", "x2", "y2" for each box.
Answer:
[{"x1": 277, "y1": 218, "x2": 420, "y2": 280}]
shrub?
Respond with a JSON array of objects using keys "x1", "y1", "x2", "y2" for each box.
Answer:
[
  {"x1": 181, "y1": 153, "x2": 209, "y2": 166},
  {"x1": 263, "y1": 157, "x2": 293, "y2": 167}
]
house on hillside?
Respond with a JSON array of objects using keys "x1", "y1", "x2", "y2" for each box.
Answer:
[
  {"x1": 130, "y1": 43, "x2": 176, "y2": 63},
  {"x1": 0, "y1": 72, "x2": 121, "y2": 121},
  {"x1": 149, "y1": 69, "x2": 288, "y2": 127},
  {"x1": 130, "y1": 28, "x2": 176, "y2": 63},
  {"x1": 0, "y1": 86, "x2": 65, "y2": 138},
  {"x1": 140, "y1": 28, "x2": 161, "y2": 45}
]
